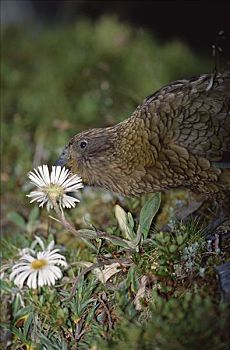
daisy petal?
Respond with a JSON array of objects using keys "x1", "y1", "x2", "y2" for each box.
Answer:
[
  {"x1": 27, "y1": 165, "x2": 83, "y2": 211},
  {"x1": 14, "y1": 270, "x2": 31, "y2": 288},
  {"x1": 11, "y1": 237, "x2": 67, "y2": 289}
]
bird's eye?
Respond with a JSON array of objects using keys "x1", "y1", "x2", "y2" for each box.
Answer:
[{"x1": 79, "y1": 140, "x2": 88, "y2": 149}]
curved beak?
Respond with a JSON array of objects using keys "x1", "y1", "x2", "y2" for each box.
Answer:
[{"x1": 54, "y1": 147, "x2": 69, "y2": 167}]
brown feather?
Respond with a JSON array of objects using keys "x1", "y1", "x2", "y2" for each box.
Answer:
[{"x1": 56, "y1": 71, "x2": 230, "y2": 199}]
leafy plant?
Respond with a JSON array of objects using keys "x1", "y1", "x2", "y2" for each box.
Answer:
[{"x1": 2, "y1": 15, "x2": 227, "y2": 350}]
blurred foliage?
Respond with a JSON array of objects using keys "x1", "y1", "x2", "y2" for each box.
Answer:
[
  {"x1": 2, "y1": 16, "x2": 228, "y2": 350},
  {"x1": 100, "y1": 292, "x2": 230, "y2": 350}
]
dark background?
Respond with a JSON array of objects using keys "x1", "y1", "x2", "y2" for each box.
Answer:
[{"x1": 2, "y1": 0, "x2": 230, "y2": 59}]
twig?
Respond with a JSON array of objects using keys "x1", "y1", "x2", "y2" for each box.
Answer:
[{"x1": 98, "y1": 293, "x2": 113, "y2": 330}]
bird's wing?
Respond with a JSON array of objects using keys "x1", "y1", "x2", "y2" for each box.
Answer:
[{"x1": 144, "y1": 72, "x2": 230, "y2": 165}]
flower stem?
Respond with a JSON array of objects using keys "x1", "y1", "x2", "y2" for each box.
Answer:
[{"x1": 51, "y1": 198, "x2": 132, "y2": 248}]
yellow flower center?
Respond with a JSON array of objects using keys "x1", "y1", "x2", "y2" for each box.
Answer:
[
  {"x1": 44, "y1": 184, "x2": 64, "y2": 203},
  {"x1": 31, "y1": 258, "x2": 48, "y2": 270},
  {"x1": 46, "y1": 184, "x2": 63, "y2": 196}
]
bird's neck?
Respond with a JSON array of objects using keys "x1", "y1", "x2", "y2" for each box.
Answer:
[{"x1": 114, "y1": 115, "x2": 155, "y2": 169}]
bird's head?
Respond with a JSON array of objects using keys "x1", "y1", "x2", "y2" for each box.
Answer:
[
  {"x1": 55, "y1": 120, "x2": 151, "y2": 196},
  {"x1": 55, "y1": 127, "x2": 119, "y2": 190}
]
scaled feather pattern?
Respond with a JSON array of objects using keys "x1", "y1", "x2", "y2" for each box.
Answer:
[{"x1": 56, "y1": 72, "x2": 230, "y2": 200}]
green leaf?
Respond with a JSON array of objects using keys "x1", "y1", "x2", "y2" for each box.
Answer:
[
  {"x1": 176, "y1": 235, "x2": 184, "y2": 245},
  {"x1": 127, "y1": 266, "x2": 138, "y2": 293},
  {"x1": 114, "y1": 204, "x2": 135, "y2": 240},
  {"x1": 14, "y1": 306, "x2": 32, "y2": 319},
  {"x1": 138, "y1": 193, "x2": 161, "y2": 240},
  {"x1": 127, "y1": 212, "x2": 135, "y2": 230},
  {"x1": 107, "y1": 236, "x2": 131, "y2": 249},
  {"x1": 169, "y1": 244, "x2": 177, "y2": 253},
  {"x1": 81, "y1": 238, "x2": 98, "y2": 252},
  {"x1": 75, "y1": 229, "x2": 98, "y2": 239},
  {"x1": 76, "y1": 229, "x2": 131, "y2": 249},
  {"x1": 7, "y1": 212, "x2": 26, "y2": 230},
  {"x1": 28, "y1": 206, "x2": 39, "y2": 223},
  {"x1": 23, "y1": 312, "x2": 33, "y2": 338},
  {"x1": 39, "y1": 333, "x2": 63, "y2": 349},
  {"x1": 2, "y1": 324, "x2": 28, "y2": 343},
  {"x1": 0, "y1": 279, "x2": 12, "y2": 293}
]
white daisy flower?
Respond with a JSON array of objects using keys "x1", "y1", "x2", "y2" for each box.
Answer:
[
  {"x1": 27, "y1": 165, "x2": 83, "y2": 210},
  {"x1": 10, "y1": 238, "x2": 67, "y2": 289}
]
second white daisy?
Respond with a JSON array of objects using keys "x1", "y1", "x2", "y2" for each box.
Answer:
[
  {"x1": 10, "y1": 237, "x2": 67, "y2": 289},
  {"x1": 27, "y1": 165, "x2": 83, "y2": 210}
]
